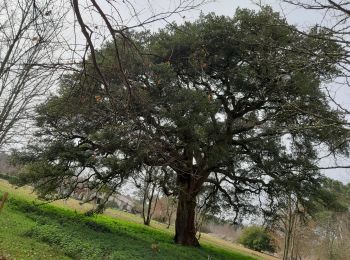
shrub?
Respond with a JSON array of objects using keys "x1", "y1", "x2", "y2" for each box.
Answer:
[
  {"x1": 238, "y1": 226, "x2": 275, "y2": 253},
  {"x1": 0, "y1": 173, "x2": 17, "y2": 183}
]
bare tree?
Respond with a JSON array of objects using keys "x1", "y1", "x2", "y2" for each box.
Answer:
[
  {"x1": 275, "y1": 193, "x2": 305, "y2": 260},
  {"x1": 316, "y1": 211, "x2": 350, "y2": 260},
  {"x1": 0, "y1": 0, "x2": 207, "y2": 150},
  {"x1": 133, "y1": 166, "x2": 162, "y2": 225},
  {"x1": 0, "y1": 0, "x2": 67, "y2": 149},
  {"x1": 165, "y1": 196, "x2": 177, "y2": 228},
  {"x1": 279, "y1": 1, "x2": 350, "y2": 106}
]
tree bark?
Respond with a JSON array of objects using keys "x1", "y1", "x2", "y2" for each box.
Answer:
[
  {"x1": 174, "y1": 175, "x2": 200, "y2": 246},
  {"x1": 0, "y1": 192, "x2": 8, "y2": 214}
]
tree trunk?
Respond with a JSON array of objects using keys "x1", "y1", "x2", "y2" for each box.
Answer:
[
  {"x1": 0, "y1": 192, "x2": 8, "y2": 214},
  {"x1": 167, "y1": 218, "x2": 171, "y2": 229},
  {"x1": 166, "y1": 202, "x2": 175, "y2": 229},
  {"x1": 145, "y1": 183, "x2": 155, "y2": 225},
  {"x1": 174, "y1": 178, "x2": 200, "y2": 246},
  {"x1": 142, "y1": 181, "x2": 150, "y2": 225}
]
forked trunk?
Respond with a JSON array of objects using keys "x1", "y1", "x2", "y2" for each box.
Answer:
[{"x1": 174, "y1": 176, "x2": 200, "y2": 246}]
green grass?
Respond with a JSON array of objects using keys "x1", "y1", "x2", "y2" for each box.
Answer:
[{"x1": 0, "y1": 191, "x2": 256, "y2": 260}]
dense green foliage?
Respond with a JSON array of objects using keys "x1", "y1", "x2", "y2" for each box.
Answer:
[
  {"x1": 238, "y1": 226, "x2": 275, "y2": 253},
  {"x1": 0, "y1": 190, "x2": 256, "y2": 260},
  {"x1": 13, "y1": 6, "x2": 349, "y2": 245},
  {"x1": 318, "y1": 178, "x2": 350, "y2": 211}
]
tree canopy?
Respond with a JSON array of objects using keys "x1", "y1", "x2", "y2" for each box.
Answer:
[{"x1": 14, "y1": 7, "x2": 349, "y2": 246}]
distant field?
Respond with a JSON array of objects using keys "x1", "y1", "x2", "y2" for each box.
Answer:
[{"x1": 0, "y1": 180, "x2": 277, "y2": 260}]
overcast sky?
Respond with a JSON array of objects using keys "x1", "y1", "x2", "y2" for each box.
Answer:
[{"x1": 133, "y1": 0, "x2": 324, "y2": 29}]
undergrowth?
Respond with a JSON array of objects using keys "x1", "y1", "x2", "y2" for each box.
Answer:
[{"x1": 0, "y1": 193, "x2": 256, "y2": 260}]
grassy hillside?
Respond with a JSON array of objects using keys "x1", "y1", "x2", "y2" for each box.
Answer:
[{"x1": 0, "y1": 180, "x2": 276, "y2": 260}]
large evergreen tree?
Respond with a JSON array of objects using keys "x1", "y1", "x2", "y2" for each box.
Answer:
[{"x1": 15, "y1": 8, "x2": 349, "y2": 246}]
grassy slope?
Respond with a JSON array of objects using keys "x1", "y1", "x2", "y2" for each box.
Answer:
[{"x1": 0, "y1": 180, "x2": 277, "y2": 260}]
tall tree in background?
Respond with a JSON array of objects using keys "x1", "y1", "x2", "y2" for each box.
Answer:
[{"x1": 14, "y1": 7, "x2": 349, "y2": 246}]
